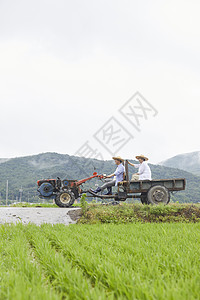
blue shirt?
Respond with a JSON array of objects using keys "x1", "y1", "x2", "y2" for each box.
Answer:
[{"x1": 114, "y1": 163, "x2": 125, "y2": 186}]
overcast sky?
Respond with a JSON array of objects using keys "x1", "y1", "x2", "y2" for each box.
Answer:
[{"x1": 0, "y1": 0, "x2": 199, "y2": 163}]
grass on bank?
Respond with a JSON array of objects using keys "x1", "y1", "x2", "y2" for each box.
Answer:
[{"x1": 78, "y1": 202, "x2": 200, "y2": 224}]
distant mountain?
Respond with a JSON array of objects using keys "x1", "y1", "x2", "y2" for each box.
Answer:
[
  {"x1": 0, "y1": 158, "x2": 10, "y2": 164},
  {"x1": 0, "y1": 152, "x2": 199, "y2": 204},
  {"x1": 160, "y1": 151, "x2": 200, "y2": 175}
]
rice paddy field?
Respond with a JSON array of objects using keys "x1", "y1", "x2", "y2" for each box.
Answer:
[{"x1": 0, "y1": 222, "x2": 200, "y2": 300}]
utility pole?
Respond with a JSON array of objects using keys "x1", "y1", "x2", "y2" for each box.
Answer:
[
  {"x1": 6, "y1": 180, "x2": 8, "y2": 206},
  {"x1": 19, "y1": 186, "x2": 23, "y2": 203}
]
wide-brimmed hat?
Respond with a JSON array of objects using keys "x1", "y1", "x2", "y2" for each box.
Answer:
[
  {"x1": 135, "y1": 154, "x2": 149, "y2": 161},
  {"x1": 112, "y1": 156, "x2": 124, "y2": 163}
]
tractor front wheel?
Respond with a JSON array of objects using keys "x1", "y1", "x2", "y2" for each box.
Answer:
[{"x1": 55, "y1": 191, "x2": 75, "y2": 208}]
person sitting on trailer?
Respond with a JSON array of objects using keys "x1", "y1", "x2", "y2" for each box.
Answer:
[
  {"x1": 90, "y1": 156, "x2": 125, "y2": 195},
  {"x1": 128, "y1": 154, "x2": 152, "y2": 181}
]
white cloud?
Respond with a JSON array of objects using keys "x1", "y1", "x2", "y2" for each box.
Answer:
[{"x1": 0, "y1": 0, "x2": 199, "y2": 163}]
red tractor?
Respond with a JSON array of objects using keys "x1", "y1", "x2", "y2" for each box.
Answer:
[
  {"x1": 37, "y1": 160, "x2": 186, "y2": 207},
  {"x1": 37, "y1": 173, "x2": 103, "y2": 207}
]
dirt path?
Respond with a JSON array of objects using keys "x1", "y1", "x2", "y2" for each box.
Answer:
[{"x1": 0, "y1": 207, "x2": 81, "y2": 225}]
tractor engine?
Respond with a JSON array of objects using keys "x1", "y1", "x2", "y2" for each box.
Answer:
[
  {"x1": 37, "y1": 178, "x2": 80, "y2": 207},
  {"x1": 37, "y1": 172, "x2": 102, "y2": 208},
  {"x1": 37, "y1": 179, "x2": 57, "y2": 198}
]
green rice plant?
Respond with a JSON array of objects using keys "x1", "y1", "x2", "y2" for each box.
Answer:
[
  {"x1": 80, "y1": 194, "x2": 88, "y2": 216},
  {"x1": 0, "y1": 222, "x2": 200, "y2": 299},
  {"x1": 0, "y1": 224, "x2": 62, "y2": 300},
  {"x1": 41, "y1": 223, "x2": 200, "y2": 300},
  {"x1": 22, "y1": 224, "x2": 112, "y2": 299}
]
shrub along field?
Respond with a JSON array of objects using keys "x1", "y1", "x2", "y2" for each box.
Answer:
[
  {"x1": 79, "y1": 203, "x2": 200, "y2": 224},
  {"x1": 0, "y1": 222, "x2": 200, "y2": 299}
]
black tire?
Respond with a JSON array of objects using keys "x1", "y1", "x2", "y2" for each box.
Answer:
[
  {"x1": 147, "y1": 185, "x2": 170, "y2": 205},
  {"x1": 141, "y1": 192, "x2": 148, "y2": 204},
  {"x1": 55, "y1": 191, "x2": 75, "y2": 208}
]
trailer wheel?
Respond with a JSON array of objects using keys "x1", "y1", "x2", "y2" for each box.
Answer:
[
  {"x1": 55, "y1": 191, "x2": 75, "y2": 208},
  {"x1": 141, "y1": 192, "x2": 148, "y2": 204},
  {"x1": 147, "y1": 185, "x2": 170, "y2": 205}
]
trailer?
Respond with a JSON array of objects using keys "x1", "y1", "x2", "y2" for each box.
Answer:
[{"x1": 88, "y1": 160, "x2": 186, "y2": 205}]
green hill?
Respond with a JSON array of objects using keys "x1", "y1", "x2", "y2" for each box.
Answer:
[
  {"x1": 160, "y1": 151, "x2": 200, "y2": 176},
  {"x1": 0, "y1": 152, "x2": 199, "y2": 203}
]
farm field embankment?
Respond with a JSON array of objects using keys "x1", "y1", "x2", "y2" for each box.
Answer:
[
  {"x1": 78, "y1": 203, "x2": 200, "y2": 224},
  {"x1": 0, "y1": 222, "x2": 200, "y2": 299}
]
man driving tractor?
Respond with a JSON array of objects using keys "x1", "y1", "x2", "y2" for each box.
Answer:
[{"x1": 90, "y1": 156, "x2": 125, "y2": 195}]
